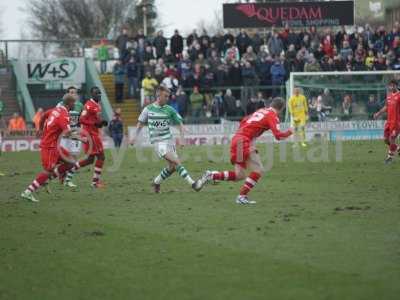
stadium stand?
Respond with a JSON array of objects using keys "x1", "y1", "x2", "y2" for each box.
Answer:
[
  {"x1": 0, "y1": 73, "x2": 20, "y2": 126},
  {"x1": 1, "y1": 22, "x2": 399, "y2": 125},
  {"x1": 103, "y1": 23, "x2": 400, "y2": 122},
  {"x1": 100, "y1": 74, "x2": 141, "y2": 128}
]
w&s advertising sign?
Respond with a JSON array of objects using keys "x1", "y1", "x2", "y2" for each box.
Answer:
[{"x1": 18, "y1": 58, "x2": 85, "y2": 85}]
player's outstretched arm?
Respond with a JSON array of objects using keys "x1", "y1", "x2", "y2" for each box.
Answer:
[
  {"x1": 304, "y1": 96, "x2": 309, "y2": 120},
  {"x1": 130, "y1": 122, "x2": 145, "y2": 145},
  {"x1": 287, "y1": 97, "x2": 293, "y2": 118},
  {"x1": 67, "y1": 129, "x2": 88, "y2": 143},
  {"x1": 264, "y1": 113, "x2": 293, "y2": 141},
  {"x1": 269, "y1": 119, "x2": 293, "y2": 140},
  {"x1": 176, "y1": 124, "x2": 186, "y2": 148},
  {"x1": 288, "y1": 97, "x2": 301, "y2": 123},
  {"x1": 374, "y1": 105, "x2": 387, "y2": 119},
  {"x1": 272, "y1": 127, "x2": 293, "y2": 140},
  {"x1": 95, "y1": 120, "x2": 108, "y2": 128},
  {"x1": 38, "y1": 109, "x2": 52, "y2": 133},
  {"x1": 131, "y1": 107, "x2": 149, "y2": 145}
]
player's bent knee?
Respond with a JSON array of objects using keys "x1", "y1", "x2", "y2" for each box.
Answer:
[
  {"x1": 257, "y1": 167, "x2": 266, "y2": 175},
  {"x1": 96, "y1": 153, "x2": 105, "y2": 161},
  {"x1": 235, "y1": 170, "x2": 246, "y2": 180},
  {"x1": 168, "y1": 164, "x2": 177, "y2": 173},
  {"x1": 87, "y1": 155, "x2": 95, "y2": 164},
  {"x1": 238, "y1": 174, "x2": 246, "y2": 181},
  {"x1": 165, "y1": 155, "x2": 180, "y2": 167},
  {"x1": 43, "y1": 170, "x2": 52, "y2": 176}
]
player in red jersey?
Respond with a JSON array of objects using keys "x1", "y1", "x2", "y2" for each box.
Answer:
[
  {"x1": 67, "y1": 86, "x2": 108, "y2": 188},
  {"x1": 21, "y1": 94, "x2": 78, "y2": 202},
  {"x1": 195, "y1": 98, "x2": 293, "y2": 204},
  {"x1": 374, "y1": 80, "x2": 400, "y2": 164}
]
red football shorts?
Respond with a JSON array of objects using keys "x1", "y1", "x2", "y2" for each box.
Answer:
[
  {"x1": 383, "y1": 123, "x2": 399, "y2": 141},
  {"x1": 41, "y1": 147, "x2": 71, "y2": 171},
  {"x1": 83, "y1": 133, "x2": 104, "y2": 155},
  {"x1": 230, "y1": 135, "x2": 253, "y2": 168}
]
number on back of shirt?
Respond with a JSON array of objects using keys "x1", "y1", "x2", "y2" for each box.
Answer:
[{"x1": 246, "y1": 111, "x2": 265, "y2": 124}]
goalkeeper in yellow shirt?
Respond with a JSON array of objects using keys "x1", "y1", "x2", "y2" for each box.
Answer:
[{"x1": 288, "y1": 87, "x2": 308, "y2": 147}]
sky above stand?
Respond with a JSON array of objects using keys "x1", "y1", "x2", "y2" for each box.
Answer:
[{"x1": 0, "y1": 0, "x2": 231, "y2": 39}]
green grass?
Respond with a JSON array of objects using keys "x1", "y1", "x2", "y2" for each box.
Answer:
[{"x1": 0, "y1": 141, "x2": 399, "y2": 300}]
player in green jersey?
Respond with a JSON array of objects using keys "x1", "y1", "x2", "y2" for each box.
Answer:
[
  {"x1": 131, "y1": 85, "x2": 205, "y2": 193},
  {"x1": 57, "y1": 86, "x2": 83, "y2": 187}
]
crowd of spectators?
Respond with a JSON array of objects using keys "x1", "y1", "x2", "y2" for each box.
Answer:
[
  {"x1": 106, "y1": 22, "x2": 400, "y2": 120},
  {"x1": 307, "y1": 90, "x2": 384, "y2": 122}
]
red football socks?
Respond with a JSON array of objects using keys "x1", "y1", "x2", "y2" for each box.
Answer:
[
  {"x1": 388, "y1": 143, "x2": 398, "y2": 156},
  {"x1": 92, "y1": 159, "x2": 104, "y2": 184},
  {"x1": 27, "y1": 172, "x2": 50, "y2": 192},
  {"x1": 239, "y1": 172, "x2": 262, "y2": 196},
  {"x1": 212, "y1": 171, "x2": 237, "y2": 181}
]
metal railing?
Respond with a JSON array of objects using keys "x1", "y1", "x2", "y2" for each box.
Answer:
[{"x1": 0, "y1": 39, "x2": 110, "y2": 61}]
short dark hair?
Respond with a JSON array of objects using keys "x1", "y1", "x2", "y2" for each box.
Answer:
[
  {"x1": 271, "y1": 97, "x2": 285, "y2": 111},
  {"x1": 66, "y1": 86, "x2": 77, "y2": 93},
  {"x1": 388, "y1": 79, "x2": 398, "y2": 86},
  {"x1": 90, "y1": 86, "x2": 100, "y2": 93}
]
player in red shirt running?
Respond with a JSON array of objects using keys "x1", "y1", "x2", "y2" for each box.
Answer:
[
  {"x1": 21, "y1": 94, "x2": 78, "y2": 202},
  {"x1": 195, "y1": 98, "x2": 293, "y2": 204},
  {"x1": 374, "y1": 80, "x2": 400, "y2": 164},
  {"x1": 67, "y1": 86, "x2": 108, "y2": 188}
]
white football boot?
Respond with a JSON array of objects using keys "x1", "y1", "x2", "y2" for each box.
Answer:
[
  {"x1": 21, "y1": 190, "x2": 39, "y2": 203},
  {"x1": 64, "y1": 181, "x2": 78, "y2": 188},
  {"x1": 236, "y1": 195, "x2": 256, "y2": 205},
  {"x1": 192, "y1": 170, "x2": 213, "y2": 192}
]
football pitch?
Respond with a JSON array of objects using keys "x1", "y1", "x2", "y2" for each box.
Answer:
[{"x1": 0, "y1": 141, "x2": 399, "y2": 300}]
